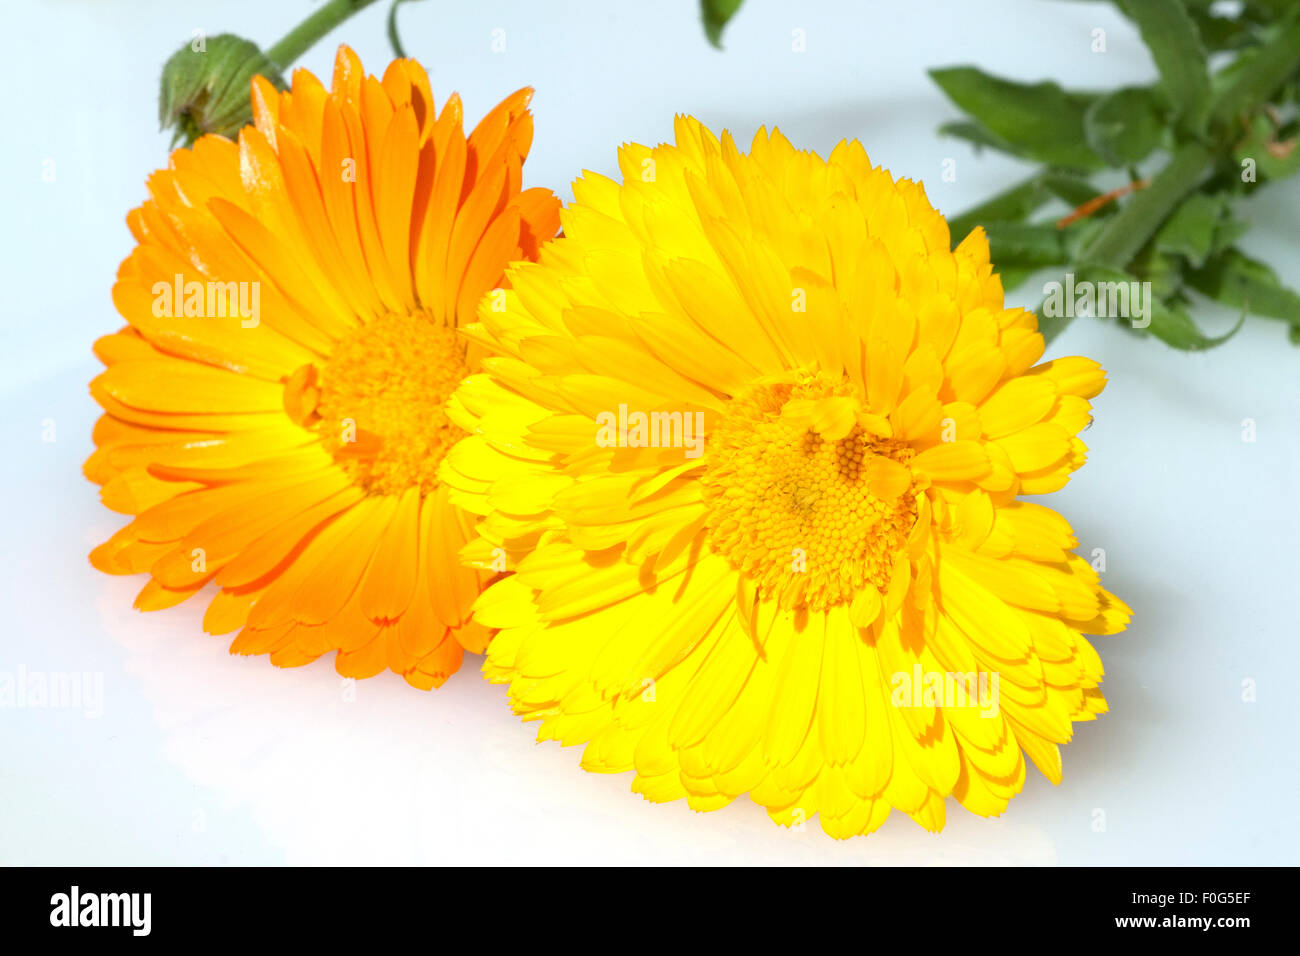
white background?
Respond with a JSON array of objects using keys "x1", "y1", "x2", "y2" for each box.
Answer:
[{"x1": 1, "y1": 0, "x2": 1297, "y2": 865}]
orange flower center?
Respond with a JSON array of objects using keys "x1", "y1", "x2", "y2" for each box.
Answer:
[
  {"x1": 701, "y1": 373, "x2": 919, "y2": 611},
  {"x1": 312, "y1": 312, "x2": 469, "y2": 496}
]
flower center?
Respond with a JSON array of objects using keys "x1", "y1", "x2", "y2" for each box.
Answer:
[
  {"x1": 313, "y1": 312, "x2": 469, "y2": 496},
  {"x1": 701, "y1": 373, "x2": 919, "y2": 612}
]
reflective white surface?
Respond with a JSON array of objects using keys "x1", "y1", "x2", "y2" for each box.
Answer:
[{"x1": 2, "y1": 0, "x2": 1297, "y2": 865}]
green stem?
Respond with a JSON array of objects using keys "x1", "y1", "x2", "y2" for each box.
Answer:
[
  {"x1": 266, "y1": 0, "x2": 383, "y2": 70},
  {"x1": 1080, "y1": 143, "x2": 1214, "y2": 270}
]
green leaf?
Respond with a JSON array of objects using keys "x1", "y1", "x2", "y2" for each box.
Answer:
[
  {"x1": 1130, "y1": 245, "x2": 1187, "y2": 302},
  {"x1": 1119, "y1": 0, "x2": 1211, "y2": 133},
  {"x1": 945, "y1": 174, "x2": 1055, "y2": 244},
  {"x1": 945, "y1": 173, "x2": 1107, "y2": 254},
  {"x1": 701, "y1": 0, "x2": 744, "y2": 48},
  {"x1": 1040, "y1": 173, "x2": 1105, "y2": 208},
  {"x1": 1155, "y1": 192, "x2": 1225, "y2": 267},
  {"x1": 1186, "y1": 248, "x2": 1300, "y2": 328},
  {"x1": 1188, "y1": 11, "x2": 1255, "y2": 52},
  {"x1": 1147, "y1": 296, "x2": 1244, "y2": 350},
  {"x1": 996, "y1": 266, "x2": 1038, "y2": 292},
  {"x1": 1063, "y1": 218, "x2": 1110, "y2": 261},
  {"x1": 1206, "y1": 210, "x2": 1248, "y2": 252},
  {"x1": 1233, "y1": 114, "x2": 1300, "y2": 182},
  {"x1": 1083, "y1": 86, "x2": 1167, "y2": 166},
  {"x1": 1245, "y1": 0, "x2": 1298, "y2": 20},
  {"x1": 1210, "y1": 13, "x2": 1300, "y2": 128},
  {"x1": 1211, "y1": 214, "x2": 1250, "y2": 255},
  {"x1": 929, "y1": 66, "x2": 1104, "y2": 169},
  {"x1": 1041, "y1": 262, "x2": 1235, "y2": 349},
  {"x1": 937, "y1": 120, "x2": 1021, "y2": 155},
  {"x1": 982, "y1": 222, "x2": 1069, "y2": 268}
]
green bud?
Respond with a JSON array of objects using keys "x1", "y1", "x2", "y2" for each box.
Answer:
[{"x1": 158, "y1": 32, "x2": 287, "y2": 147}]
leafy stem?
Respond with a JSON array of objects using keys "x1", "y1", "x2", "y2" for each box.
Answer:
[{"x1": 934, "y1": 1, "x2": 1300, "y2": 351}]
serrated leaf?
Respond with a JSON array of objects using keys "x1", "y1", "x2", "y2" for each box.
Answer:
[
  {"x1": 701, "y1": 0, "x2": 744, "y2": 48},
  {"x1": 1155, "y1": 192, "x2": 1225, "y2": 267},
  {"x1": 1186, "y1": 247, "x2": 1300, "y2": 328},
  {"x1": 1120, "y1": 0, "x2": 1211, "y2": 133},
  {"x1": 930, "y1": 66, "x2": 1104, "y2": 169},
  {"x1": 1084, "y1": 86, "x2": 1167, "y2": 166}
]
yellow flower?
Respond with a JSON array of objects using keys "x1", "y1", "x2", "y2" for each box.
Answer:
[
  {"x1": 87, "y1": 46, "x2": 560, "y2": 688},
  {"x1": 446, "y1": 117, "x2": 1130, "y2": 836}
]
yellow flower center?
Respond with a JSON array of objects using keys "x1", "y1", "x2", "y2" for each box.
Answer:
[
  {"x1": 702, "y1": 373, "x2": 918, "y2": 611},
  {"x1": 313, "y1": 312, "x2": 469, "y2": 496}
]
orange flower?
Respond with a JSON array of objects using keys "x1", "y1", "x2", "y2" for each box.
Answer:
[{"x1": 86, "y1": 46, "x2": 560, "y2": 688}]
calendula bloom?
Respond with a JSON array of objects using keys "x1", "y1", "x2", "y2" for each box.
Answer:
[
  {"x1": 87, "y1": 46, "x2": 560, "y2": 688},
  {"x1": 446, "y1": 117, "x2": 1130, "y2": 836}
]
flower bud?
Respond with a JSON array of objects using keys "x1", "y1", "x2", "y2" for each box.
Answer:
[{"x1": 158, "y1": 33, "x2": 286, "y2": 146}]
